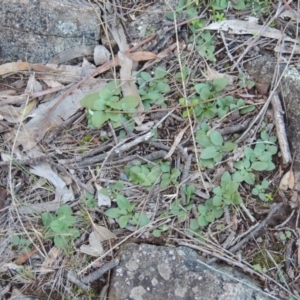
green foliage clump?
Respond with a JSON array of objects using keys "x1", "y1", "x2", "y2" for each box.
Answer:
[
  {"x1": 124, "y1": 161, "x2": 180, "y2": 188},
  {"x1": 104, "y1": 194, "x2": 150, "y2": 229},
  {"x1": 190, "y1": 171, "x2": 241, "y2": 229},
  {"x1": 233, "y1": 131, "x2": 277, "y2": 184},
  {"x1": 12, "y1": 235, "x2": 31, "y2": 253},
  {"x1": 137, "y1": 66, "x2": 171, "y2": 109},
  {"x1": 196, "y1": 128, "x2": 236, "y2": 168},
  {"x1": 251, "y1": 179, "x2": 270, "y2": 201},
  {"x1": 81, "y1": 80, "x2": 139, "y2": 128},
  {"x1": 42, "y1": 205, "x2": 80, "y2": 248}
]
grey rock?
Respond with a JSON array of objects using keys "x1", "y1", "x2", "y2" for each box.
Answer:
[
  {"x1": 108, "y1": 243, "x2": 275, "y2": 300},
  {"x1": 0, "y1": 0, "x2": 100, "y2": 63}
]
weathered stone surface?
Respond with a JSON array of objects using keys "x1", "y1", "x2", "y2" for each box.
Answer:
[
  {"x1": 0, "y1": 0, "x2": 100, "y2": 63},
  {"x1": 108, "y1": 243, "x2": 274, "y2": 300},
  {"x1": 127, "y1": 0, "x2": 179, "y2": 39}
]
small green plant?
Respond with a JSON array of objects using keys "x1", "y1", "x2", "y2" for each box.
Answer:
[
  {"x1": 104, "y1": 194, "x2": 150, "y2": 228},
  {"x1": 124, "y1": 161, "x2": 180, "y2": 188},
  {"x1": 278, "y1": 230, "x2": 292, "y2": 244},
  {"x1": 196, "y1": 129, "x2": 236, "y2": 168},
  {"x1": 81, "y1": 192, "x2": 98, "y2": 209},
  {"x1": 252, "y1": 263, "x2": 267, "y2": 273},
  {"x1": 195, "y1": 31, "x2": 216, "y2": 62},
  {"x1": 11, "y1": 235, "x2": 31, "y2": 253},
  {"x1": 183, "y1": 184, "x2": 195, "y2": 203},
  {"x1": 152, "y1": 224, "x2": 169, "y2": 238},
  {"x1": 181, "y1": 78, "x2": 229, "y2": 121},
  {"x1": 238, "y1": 73, "x2": 255, "y2": 89},
  {"x1": 233, "y1": 132, "x2": 277, "y2": 184},
  {"x1": 251, "y1": 179, "x2": 270, "y2": 201},
  {"x1": 42, "y1": 205, "x2": 80, "y2": 248},
  {"x1": 217, "y1": 97, "x2": 255, "y2": 117},
  {"x1": 137, "y1": 66, "x2": 170, "y2": 109},
  {"x1": 190, "y1": 172, "x2": 241, "y2": 229},
  {"x1": 81, "y1": 80, "x2": 139, "y2": 128}
]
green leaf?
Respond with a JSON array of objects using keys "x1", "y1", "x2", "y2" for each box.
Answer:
[
  {"x1": 221, "y1": 171, "x2": 231, "y2": 187},
  {"x1": 265, "y1": 161, "x2": 275, "y2": 171},
  {"x1": 140, "y1": 72, "x2": 152, "y2": 81},
  {"x1": 232, "y1": 0, "x2": 246, "y2": 10},
  {"x1": 200, "y1": 87, "x2": 211, "y2": 100},
  {"x1": 156, "y1": 82, "x2": 170, "y2": 93},
  {"x1": 212, "y1": 207, "x2": 224, "y2": 218},
  {"x1": 57, "y1": 205, "x2": 73, "y2": 216},
  {"x1": 190, "y1": 219, "x2": 200, "y2": 231},
  {"x1": 244, "y1": 172, "x2": 255, "y2": 185},
  {"x1": 54, "y1": 235, "x2": 67, "y2": 248},
  {"x1": 137, "y1": 214, "x2": 150, "y2": 228},
  {"x1": 209, "y1": 130, "x2": 223, "y2": 146},
  {"x1": 50, "y1": 220, "x2": 64, "y2": 233},
  {"x1": 154, "y1": 66, "x2": 167, "y2": 79},
  {"x1": 12, "y1": 235, "x2": 20, "y2": 246},
  {"x1": 252, "y1": 188, "x2": 259, "y2": 195},
  {"x1": 232, "y1": 193, "x2": 242, "y2": 204},
  {"x1": 213, "y1": 77, "x2": 229, "y2": 92},
  {"x1": 261, "y1": 180, "x2": 269, "y2": 189},
  {"x1": 105, "y1": 208, "x2": 122, "y2": 218},
  {"x1": 42, "y1": 212, "x2": 55, "y2": 227},
  {"x1": 120, "y1": 95, "x2": 139, "y2": 108},
  {"x1": 196, "y1": 135, "x2": 212, "y2": 147},
  {"x1": 200, "y1": 147, "x2": 218, "y2": 159},
  {"x1": 213, "y1": 195, "x2": 222, "y2": 206},
  {"x1": 259, "y1": 193, "x2": 267, "y2": 201},
  {"x1": 81, "y1": 93, "x2": 99, "y2": 109},
  {"x1": 147, "y1": 91, "x2": 161, "y2": 101},
  {"x1": 119, "y1": 215, "x2": 130, "y2": 228},
  {"x1": 213, "y1": 186, "x2": 222, "y2": 197},
  {"x1": 233, "y1": 171, "x2": 244, "y2": 183},
  {"x1": 152, "y1": 229, "x2": 162, "y2": 237},
  {"x1": 267, "y1": 145, "x2": 278, "y2": 155},
  {"x1": 198, "y1": 215, "x2": 208, "y2": 227},
  {"x1": 222, "y1": 141, "x2": 236, "y2": 152},
  {"x1": 91, "y1": 111, "x2": 109, "y2": 128},
  {"x1": 161, "y1": 162, "x2": 171, "y2": 172},
  {"x1": 251, "y1": 162, "x2": 269, "y2": 171},
  {"x1": 61, "y1": 215, "x2": 76, "y2": 227},
  {"x1": 93, "y1": 98, "x2": 106, "y2": 111},
  {"x1": 116, "y1": 195, "x2": 131, "y2": 210},
  {"x1": 106, "y1": 80, "x2": 121, "y2": 95},
  {"x1": 99, "y1": 88, "x2": 113, "y2": 101},
  {"x1": 198, "y1": 204, "x2": 207, "y2": 215}
]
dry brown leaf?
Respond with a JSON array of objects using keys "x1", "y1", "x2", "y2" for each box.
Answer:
[
  {"x1": 279, "y1": 169, "x2": 295, "y2": 190},
  {"x1": 79, "y1": 226, "x2": 116, "y2": 257},
  {"x1": 0, "y1": 61, "x2": 58, "y2": 76},
  {"x1": 126, "y1": 51, "x2": 157, "y2": 61},
  {"x1": 164, "y1": 125, "x2": 189, "y2": 159},
  {"x1": 93, "y1": 225, "x2": 117, "y2": 242},
  {"x1": 204, "y1": 19, "x2": 298, "y2": 43},
  {"x1": 80, "y1": 231, "x2": 104, "y2": 257}
]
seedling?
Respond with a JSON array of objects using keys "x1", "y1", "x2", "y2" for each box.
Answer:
[
  {"x1": 81, "y1": 80, "x2": 139, "y2": 128},
  {"x1": 234, "y1": 133, "x2": 277, "y2": 184},
  {"x1": 124, "y1": 161, "x2": 181, "y2": 188},
  {"x1": 42, "y1": 205, "x2": 80, "y2": 248},
  {"x1": 181, "y1": 78, "x2": 229, "y2": 121},
  {"x1": 104, "y1": 194, "x2": 150, "y2": 228},
  {"x1": 251, "y1": 179, "x2": 270, "y2": 201},
  {"x1": 137, "y1": 66, "x2": 171, "y2": 109},
  {"x1": 190, "y1": 172, "x2": 241, "y2": 229},
  {"x1": 196, "y1": 129, "x2": 236, "y2": 168},
  {"x1": 11, "y1": 235, "x2": 31, "y2": 253}
]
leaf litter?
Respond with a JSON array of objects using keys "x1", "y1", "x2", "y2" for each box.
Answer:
[{"x1": 0, "y1": 1, "x2": 299, "y2": 299}]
